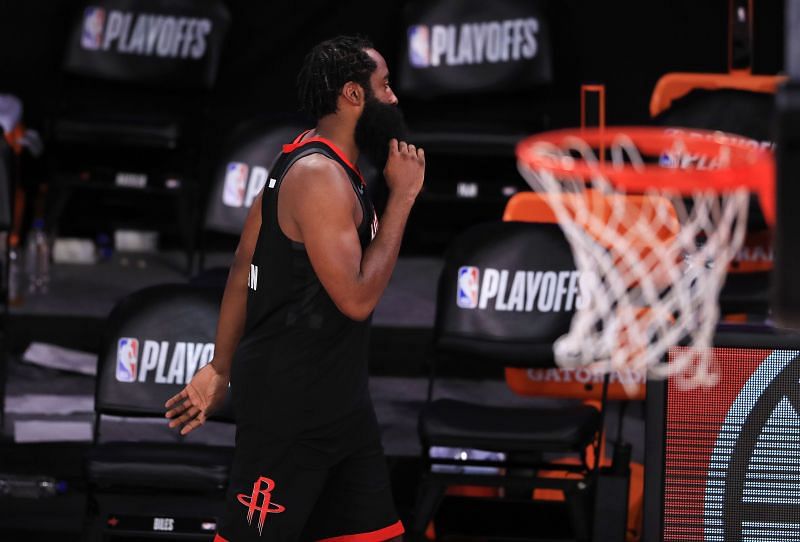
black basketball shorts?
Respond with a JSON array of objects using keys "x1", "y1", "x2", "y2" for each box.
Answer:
[{"x1": 214, "y1": 406, "x2": 403, "y2": 542}]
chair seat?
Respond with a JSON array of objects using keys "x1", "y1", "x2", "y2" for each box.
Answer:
[
  {"x1": 87, "y1": 442, "x2": 233, "y2": 491},
  {"x1": 420, "y1": 399, "x2": 601, "y2": 453}
]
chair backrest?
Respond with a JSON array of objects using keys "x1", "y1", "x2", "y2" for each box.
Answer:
[
  {"x1": 204, "y1": 121, "x2": 307, "y2": 235},
  {"x1": 503, "y1": 192, "x2": 646, "y2": 400},
  {"x1": 63, "y1": 0, "x2": 230, "y2": 90},
  {"x1": 204, "y1": 120, "x2": 383, "y2": 236},
  {"x1": 435, "y1": 219, "x2": 584, "y2": 368},
  {"x1": 651, "y1": 77, "x2": 777, "y2": 317},
  {"x1": 97, "y1": 283, "x2": 233, "y2": 419},
  {"x1": 502, "y1": 192, "x2": 646, "y2": 400}
]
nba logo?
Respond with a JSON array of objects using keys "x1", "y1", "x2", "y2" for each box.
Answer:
[
  {"x1": 408, "y1": 25, "x2": 430, "y2": 68},
  {"x1": 116, "y1": 338, "x2": 139, "y2": 383},
  {"x1": 457, "y1": 266, "x2": 480, "y2": 309},
  {"x1": 223, "y1": 162, "x2": 249, "y2": 207},
  {"x1": 659, "y1": 151, "x2": 678, "y2": 169},
  {"x1": 81, "y1": 6, "x2": 105, "y2": 50}
]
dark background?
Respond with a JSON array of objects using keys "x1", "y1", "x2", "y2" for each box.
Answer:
[
  {"x1": 0, "y1": 0, "x2": 784, "y2": 130},
  {"x1": 0, "y1": 0, "x2": 786, "y2": 252}
]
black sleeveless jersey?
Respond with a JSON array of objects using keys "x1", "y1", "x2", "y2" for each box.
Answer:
[{"x1": 230, "y1": 132, "x2": 378, "y2": 432}]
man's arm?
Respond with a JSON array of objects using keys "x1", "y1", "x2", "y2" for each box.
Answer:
[
  {"x1": 164, "y1": 193, "x2": 262, "y2": 433},
  {"x1": 209, "y1": 192, "x2": 262, "y2": 376},
  {"x1": 280, "y1": 139, "x2": 424, "y2": 321}
]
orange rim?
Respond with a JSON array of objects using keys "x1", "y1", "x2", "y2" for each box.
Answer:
[{"x1": 516, "y1": 126, "x2": 775, "y2": 225}]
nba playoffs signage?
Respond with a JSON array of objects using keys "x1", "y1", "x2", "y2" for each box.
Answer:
[
  {"x1": 400, "y1": 0, "x2": 551, "y2": 96},
  {"x1": 65, "y1": 0, "x2": 229, "y2": 88},
  {"x1": 116, "y1": 337, "x2": 214, "y2": 385},
  {"x1": 98, "y1": 285, "x2": 233, "y2": 418},
  {"x1": 438, "y1": 222, "x2": 577, "y2": 347},
  {"x1": 456, "y1": 267, "x2": 590, "y2": 313}
]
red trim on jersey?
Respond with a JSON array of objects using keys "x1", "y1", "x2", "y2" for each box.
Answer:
[
  {"x1": 316, "y1": 520, "x2": 405, "y2": 542},
  {"x1": 292, "y1": 129, "x2": 312, "y2": 144},
  {"x1": 282, "y1": 133, "x2": 365, "y2": 186},
  {"x1": 213, "y1": 534, "x2": 230, "y2": 542}
]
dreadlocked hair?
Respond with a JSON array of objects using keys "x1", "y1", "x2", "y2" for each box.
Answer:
[{"x1": 297, "y1": 35, "x2": 377, "y2": 121}]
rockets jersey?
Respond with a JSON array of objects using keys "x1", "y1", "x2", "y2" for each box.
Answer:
[{"x1": 231, "y1": 131, "x2": 378, "y2": 432}]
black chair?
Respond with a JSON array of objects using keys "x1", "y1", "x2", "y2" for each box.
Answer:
[
  {"x1": 83, "y1": 284, "x2": 234, "y2": 542},
  {"x1": 0, "y1": 127, "x2": 13, "y2": 431},
  {"x1": 412, "y1": 221, "x2": 608, "y2": 542},
  {"x1": 46, "y1": 0, "x2": 230, "y2": 274}
]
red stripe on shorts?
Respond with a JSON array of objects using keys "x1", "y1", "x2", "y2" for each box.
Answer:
[{"x1": 316, "y1": 520, "x2": 405, "y2": 542}]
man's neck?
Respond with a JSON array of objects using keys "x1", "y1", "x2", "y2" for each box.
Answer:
[{"x1": 313, "y1": 116, "x2": 359, "y2": 164}]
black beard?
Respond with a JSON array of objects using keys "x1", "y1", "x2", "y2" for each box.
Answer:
[{"x1": 354, "y1": 97, "x2": 409, "y2": 168}]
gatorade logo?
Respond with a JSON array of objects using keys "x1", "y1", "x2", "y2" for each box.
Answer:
[
  {"x1": 408, "y1": 18, "x2": 539, "y2": 68},
  {"x1": 80, "y1": 6, "x2": 213, "y2": 59},
  {"x1": 526, "y1": 367, "x2": 646, "y2": 386},
  {"x1": 223, "y1": 162, "x2": 268, "y2": 208},
  {"x1": 115, "y1": 338, "x2": 215, "y2": 385},
  {"x1": 457, "y1": 266, "x2": 592, "y2": 313}
]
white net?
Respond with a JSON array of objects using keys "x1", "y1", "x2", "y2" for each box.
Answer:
[{"x1": 517, "y1": 131, "x2": 752, "y2": 388}]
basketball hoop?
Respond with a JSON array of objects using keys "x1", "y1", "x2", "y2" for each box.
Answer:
[{"x1": 516, "y1": 126, "x2": 774, "y2": 387}]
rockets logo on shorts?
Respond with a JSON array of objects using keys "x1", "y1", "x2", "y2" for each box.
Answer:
[
  {"x1": 457, "y1": 266, "x2": 480, "y2": 309},
  {"x1": 408, "y1": 25, "x2": 430, "y2": 68},
  {"x1": 81, "y1": 7, "x2": 106, "y2": 50},
  {"x1": 223, "y1": 162, "x2": 249, "y2": 207},
  {"x1": 116, "y1": 338, "x2": 139, "y2": 382}
]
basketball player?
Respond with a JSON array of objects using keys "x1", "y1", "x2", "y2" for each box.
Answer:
[{"x1": 164, "y1": 36, "x2": 424, "y2": 541}]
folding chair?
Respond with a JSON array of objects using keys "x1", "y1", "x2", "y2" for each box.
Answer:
[
  {"x1": 412, "y1": 214, "x2": 608, "y2": 542},
  {"x1": 650, "y1": 0, "x2": 780, "y2": 321},
  {"x1": 83, "y1": 284, "x2": 234, "y2": 541},
  {"x1": 46, "y1": 0, "x2": 230, "y2": 274},
  {"x1": 198, "y1": 119, "x2": 306, "y2": 274},
  {"x1": 503, "y1": 192, "x2": 646, "y2": 542}
]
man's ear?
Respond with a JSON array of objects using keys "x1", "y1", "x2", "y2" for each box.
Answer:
[{"x1": 341, "y1": 81, "x2": 364, "y2": 106}]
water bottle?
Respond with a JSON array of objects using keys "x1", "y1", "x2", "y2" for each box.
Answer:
[
  {"x1": 26, "y1": 219, "x2": 50, "y2": 295},
  {"x1": 8, "y1": 233, "x2": 22, "y2": 305}
]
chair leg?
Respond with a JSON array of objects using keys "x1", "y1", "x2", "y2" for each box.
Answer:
[
  {"x1": 175, "y1": 186, "x2": 195, "y2": 276},
  {"x1": 410, "y1": 474, "x2": 446, "y2": 540},
  {"x1": 46, "y1": 183, "x2": 72, "y2": 240},
  {"x1": 565, "y1": 480, "x2": 593, "y2": 542}
]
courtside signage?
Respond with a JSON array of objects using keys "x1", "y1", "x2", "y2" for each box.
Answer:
[
  {"x1": 81, "y1": 6, "x2": 213, "y2": 59},
  {"x1": 400, "y1": 0, "x2": 551, "y2": 95},
  {"x1": 66, "y1": 0, "x2": 229, "y2": 88},
  {"x1": 456, "y1": 266, "x2": 591, "y2": 313},
  {"x1": 116, "y1": 337, "x2": 214, "y2": 385}
]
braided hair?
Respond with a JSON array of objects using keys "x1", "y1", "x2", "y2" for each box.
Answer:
[{"x1": 297, "y1": 36, "x2": 377, "y2": 121}]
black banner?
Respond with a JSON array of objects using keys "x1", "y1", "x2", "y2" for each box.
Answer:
[
  {"x1": 64, "y1": 0, "x2": 230, "y2": 88},
  {"x1": 399, "y1": 0, "x2": 551, "y2": 96}
]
